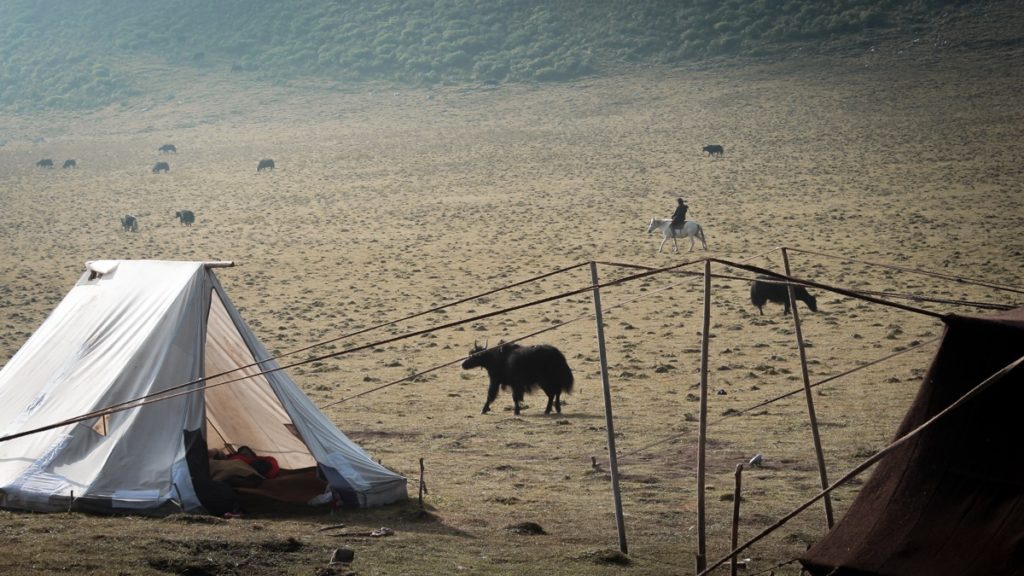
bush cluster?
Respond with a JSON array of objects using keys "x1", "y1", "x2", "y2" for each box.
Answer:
[{"x1": 0, "y1": 0, "x2": 962, "y2": 110}]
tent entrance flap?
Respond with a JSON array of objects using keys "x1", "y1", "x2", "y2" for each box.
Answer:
[{"x1": 203, "y1": 289, "x2": 315, "y2": 470}]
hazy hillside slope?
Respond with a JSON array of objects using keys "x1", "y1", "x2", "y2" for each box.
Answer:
[{"x1": 0, "y1": 0, "x2": 977, "y2": 111}]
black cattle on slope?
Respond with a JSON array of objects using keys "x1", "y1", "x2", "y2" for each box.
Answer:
[
  {"x1": 257, "y1": 158, "x2": 275, "y2": 172},
  {"x1": 62, "y1": 159, "x2": 77, "y2": 169},
  {"x1": 462, "y1": 341, "x2": 574, "y2": 416},
  {"x1": 36, "y1": 158, "x2": 54, "y2": 168},
  {"x1": 159, "y1": 144, "x2": 177, "y2": 154},
  {"x1": 750, "y1": 276, "x2": 818, "y2": 315},
  {"x1": 120, "y1": 214, "x2": 139, "y2": 232},
  {"x1": 703, "y1": 144, "x2": 724, "y2": 157},
  {"x1": 175, "y1": 210, "x2": 195, "y2": 226},
  {"x1": 152, "y1": 161, "x2": 170, "y2": 173}
]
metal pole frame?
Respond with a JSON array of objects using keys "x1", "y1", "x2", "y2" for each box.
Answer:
[
  {"x1": 696, "y1": 259, "x2": 712, "y2": 573},
  {"x1": 731, "y1": 463, "x2": 743, "y2": 576}
]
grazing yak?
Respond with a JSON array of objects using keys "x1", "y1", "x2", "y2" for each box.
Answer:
[
  {"x1": 257, "y1": 158, "x2": 275, "y2": 172},
  {"x1": 750, "y1": 276, "x2": 818, "y2": 315},
  {"x1": 175, "y1": 210, "x2": 195, "y2": 226},
  {"x1": 120, "y1": 214, "x2": 139, "y2": 232},
  {"x1": 152, "y1": 161, "x2": 170, "y2": 173},
  {"x1": 62, "y1": 159, "x2": 76, "y2": 169},
  {"x1": 462, "y1": 341, "x2": 574, "y2": 416},
  {"x1": 703, "y1": 144, "x2": 724, "y2": 157},
  {"x1": 36, "y1": 158, "x2": 54, "y2": 169},
  {"x1": 159, "y1": 144, "x2": 177, "y2": 154}
]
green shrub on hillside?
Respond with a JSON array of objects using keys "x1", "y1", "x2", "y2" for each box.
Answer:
[{"x1": 0, "y1": 0, "x2": 965, "y2": 110}]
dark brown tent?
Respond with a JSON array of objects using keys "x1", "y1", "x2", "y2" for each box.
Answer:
[{"x1": 800, "y1": 307, "x2": 1024, "y2": 576}]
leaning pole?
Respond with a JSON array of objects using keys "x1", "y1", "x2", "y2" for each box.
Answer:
[
  {"x1": 781, "y1": 247, "x2": 834, "y2": 529},
  {"x1": 590, "y1": 261, "x2": 628, "y2": 554}
]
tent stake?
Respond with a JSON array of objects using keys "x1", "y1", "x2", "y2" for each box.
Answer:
[
  {"x1": 590, "y1": 261, "x2": 627, "y2": 554},
  {"x1": 696, "y1": 259, "x2": 712, "y2": 573},
  {"x1": 782, "y1": 248, "x2": 835, "y2": 529}
]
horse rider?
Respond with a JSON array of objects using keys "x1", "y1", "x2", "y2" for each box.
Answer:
[{"x1": 670, "y1": 197, "x2": 689, "y2": 230}]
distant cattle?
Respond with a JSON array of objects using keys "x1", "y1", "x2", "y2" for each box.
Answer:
[
  {"x1": 750, "y1": 276, "x2": 818, "y2": 315},
  {"x1": 36, "y1": 159, "x2": 54, "y2": 169},
  {"x1": 152, "y1": 161, "x2": 170, "y2": 173},
  {"x1": 159, "y1": 144, "x2": 177, "y2": 154},
  {"x1": 175, "y1": 210, "x2": 195, "y2": 226},
  {"x1": 462, "y1": 341, "x2": 575, "y2": 416},
  {"x1": 62, "y1": 159, "x2": 77, "y2": 169},
  {"x1": 257, "y1": 159, "x2": 275, "y2": 172},
  {"x1": 703, "y1": 144, "x2": 724, "y2": 157},
  {"x1": 120, "y1": 214, "x2": 139, "y2": 232}
]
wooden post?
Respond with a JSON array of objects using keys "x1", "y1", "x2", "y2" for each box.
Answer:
[
  {"x1": 731, "y1": 464, "x2": 743, "y2": 576},
  {"x1": 696, "y1": 259, "x2": 712, "y2": 573},
  {"x1": 782, "y1": 247, "x2": 835, "y2": 529},
  {"x1": 590, "y1": 261, "x2": 628, "y2": 554},
  {"x1": 418, "y1": 458, "x2": 425, "y2": 510}
]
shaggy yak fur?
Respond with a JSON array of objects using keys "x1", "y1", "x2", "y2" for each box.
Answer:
[
  {"x1": 750, "y1": 276, "x2": 818, "y2": 315},
  {"x1": 462, "y1": 341, "x2": 574, "y2": 415},
  {"x1": 175, "y1": 210, "x2": 195, "y2": 226}
]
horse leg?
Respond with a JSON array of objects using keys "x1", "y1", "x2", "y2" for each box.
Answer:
[
  {"x1": 545, "y1": 393, "x2": 554, "y2": 414},
  {"x1": 688, "y1": 234, "x2": 695, "y2": 252},
  {"x1": 658, "y1": 237, "x2": 668, "y2": 253},
  {"x1": 554, "y1": 392, "x2": 562, "y2": 414},
  {"x1": 671, "y1": 235, "x2": 679, "y2": 253}
]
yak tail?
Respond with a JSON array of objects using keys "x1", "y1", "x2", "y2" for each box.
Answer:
[{"x1": 558, "y1": 357, "x2": 575, "y2": 393}]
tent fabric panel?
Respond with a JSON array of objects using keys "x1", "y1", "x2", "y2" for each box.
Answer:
[
  {"x1": 206, "y1": 272, "x2": 407, "y2": 507},
  {"x1": 203, "y1": 290, "x2": 315, "y2": 470},
  {"x1": 51, "y1": 267, "x2": 209, "y2": 498},
  {"x1": 801, "y1": 308, "x2": 1024, "y2": 576},
  {"x1": 0, "y1": 261, "x2": 209, "y2": 511}
]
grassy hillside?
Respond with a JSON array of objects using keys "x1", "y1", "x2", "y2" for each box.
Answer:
[{"x1": 0, "y1": 0, "x2": 969, "y2": 111}]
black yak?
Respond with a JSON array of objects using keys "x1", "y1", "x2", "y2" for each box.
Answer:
[
  {"x1": 750, "y1": 276, "x2": 817, "y2": 315},
  {"x1": 152, "y1": 161, "x2": 170, "y2": 173},
  {"x1": 257, "y1": 158, "x2": 275, "y2": 172},
  {"x1": 175, "y1": 210, "x2": 195, "y2": 226},
  {"x1": 62, "y1": 159, "x2": 76, "y2": 169},
  {"x1": 120, "y1": 214, "x2": 138, "y2": 232},
  {"x1": 36, "y1": 158, "x2": 54, "y2": 168},
  {"x1": 702, "y1": 144, "x2": 724, "y2": 157},
  {"x1": 159, "y1": 144, "x2": 177, "y2": 153},
  {"x1": 462, "y1": 341, "x2": 574, "y2": 416}
]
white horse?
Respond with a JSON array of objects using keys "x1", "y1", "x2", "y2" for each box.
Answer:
[{"x1": 647, "y1": 218, "x2": 708, "y2": 253}]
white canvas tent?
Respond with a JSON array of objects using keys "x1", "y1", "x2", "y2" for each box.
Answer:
[{"x1": 0, "y1": 260, "x2": 407, "y2": 514}]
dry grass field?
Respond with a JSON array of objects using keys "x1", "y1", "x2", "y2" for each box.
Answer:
[{"x1": 1, "y1": 23, "x2": 1023, "y2": 576}]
